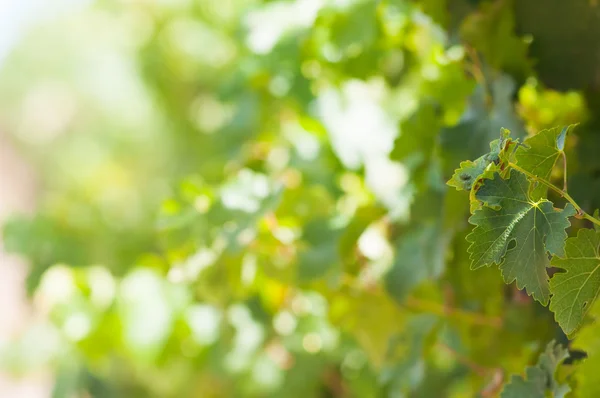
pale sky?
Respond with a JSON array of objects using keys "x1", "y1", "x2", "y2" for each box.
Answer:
[{"x1": 0, "y1": 0, "x2": 91, "y2": 65}]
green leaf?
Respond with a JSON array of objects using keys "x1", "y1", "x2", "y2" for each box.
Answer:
[
  {"x1": 446, "y1": 127, "x2": 520, "y2": 214},
  {"x1": 386, "y1": 224, "x2": 449, "y2": 301},
  {"x1": 500, "y1": 341, "x2": 570, "y2": 398},
  {"x1": 556, "y1": 126, "x2": 569, "y2": 151},
  {"x1": 447, "y1": 159, "x2": 492, "y2": 192},
  {"x1": 550, "y1": 228, "x2": 600, "y2": 335},
  {"x1": 461, "y1": 0, "x2": 531, "y2": 78},
  {"x1": 447, "y1": 128, "x2": 514, "y2": 192},
  {"x1": 297, "y1": 217, "x2": 344, "y2": 281},
  {"x1": 514, "y1": 125, "x2": 575, "y2": 199},
  {"x1": 391, "y1": 102, "x2": 441, "y2": 168},
  {"x1": 467, "y1": 170, "x2": 576, "y2": 304},
  {"x1": 516, "y1": 126, "x2": 570, "y2": 179}
]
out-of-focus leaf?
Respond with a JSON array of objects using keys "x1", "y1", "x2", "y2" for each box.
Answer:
[
  {"x1": 440, "y1": 75, "x2": 526, "y2": 176},
  {"x1": 386, "y1": 224, "x2": 449, "y2": 301},
  {"x1": 461, "y1": 0, "x2": 531, "y2": 77},
  {"x1": 515, "y1": 0, "x2": 600, "y2": 91},
  {"x1": 500, "y1": 341, "x2": 570, "y2": 398}
]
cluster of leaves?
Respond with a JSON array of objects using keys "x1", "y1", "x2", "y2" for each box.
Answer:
[
  {"x1": 2, "y1": 0, "x2": 600, "y2": 397},
  {"x1": 449, "y1": 124, "x2": 600, "y2": 395}
]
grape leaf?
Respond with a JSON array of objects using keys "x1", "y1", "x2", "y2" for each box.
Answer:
[
  {"x1": 447, "y1": 159, "x2": 491, "y2": 192},
  {"x1": 556, "y1": 126, "x2": 569, "y2": 151},
  {"x1": 386, "y1": 224, "x2": 448, "y2": 302},
  {"x1": 446, "y1": 127, "x2": 520, "y2": 214},
  {"x1": 500, "y1": 341, "x2": 570, "y2": 398},
  {"x1": 447, "y1": 128, "x2": 515, "y2": 192},
  {"x1": 550, "y1": 228, "x2": 600, "y2": 335},
  {"x1": 514, "y1": 125, "x2": 575, "y2": 200},
  {"x1": 467, "y1": 170, "x2": 576, "y2": 304}
]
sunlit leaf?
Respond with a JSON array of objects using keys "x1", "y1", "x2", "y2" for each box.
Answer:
[{"x1": 467, "y1": 170, "x2": 575, "y2": 304}]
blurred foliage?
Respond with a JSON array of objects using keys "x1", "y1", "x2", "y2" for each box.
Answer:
[{"x1": 1, "y1": 0, "x2": 600, "y2": 397}]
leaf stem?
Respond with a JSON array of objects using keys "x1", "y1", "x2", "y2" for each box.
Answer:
[
  {"x1": 561, "y1": 151, "x2": 568, "y2": 192},
  {"x1": 508, "y1": 162, "x2": 600, "y2": 228},
  {"x1": 464, "y1": 46, "x2": 491, "y2": 109}
]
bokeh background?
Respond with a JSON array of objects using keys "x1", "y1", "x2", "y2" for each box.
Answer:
[{"x1": 1, "y1": 0, "x2": 600, "y2": 397}]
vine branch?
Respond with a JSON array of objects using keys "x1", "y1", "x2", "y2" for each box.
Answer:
[{"x1": 508, "y1": 162, "x2": 600, "y2": 228}]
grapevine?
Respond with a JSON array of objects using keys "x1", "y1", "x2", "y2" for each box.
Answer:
[{"x1": 450, "y1": 125, "x2": 600, "y2": 395}]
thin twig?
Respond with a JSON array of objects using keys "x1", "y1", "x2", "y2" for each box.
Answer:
[
  {"x1": 562, "y1": 151, "x2": 568, "y2": 192},
  {"x1": 464, "y1": 45, "x2": 492, "y2": 108},
  {"x1": 508, "y1": 162, "x2": 600, "y2": 228}
]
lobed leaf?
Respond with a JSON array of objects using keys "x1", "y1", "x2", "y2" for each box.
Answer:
[
  {"x1": 467, "y1": 170, "x2": 575, "y2": 304},
  {"x1": 447, "y1": 128, "x2": 514, "y2": 192},
  {"x1": 550, "y1": 228, "x2": 600, "y2": 335},
  {"x1": 500, "y1": 341, "x2": 570, "y2": 398},
  {"x1": 514, "y1": 125, "x2": 575, "y2": 200}
]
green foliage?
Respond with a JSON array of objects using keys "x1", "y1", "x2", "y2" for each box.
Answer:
[
  {"x1": 439, "y1": 74, "x2": 525, "y2": 174},
  {"x1": 550, "y1": 228, "x2": 600, "y2": 336},
  {"x1": 514, "y1": 125, "x2": 573, "y2": 199},
  {"x1": 446, "y1": 128, "x2": 512, "y2": 192},
  {"x1": 467, "y1": 169, "x2": 575, "y2": 304},
  {"x1": 514, "y1": 0, "x2": 600, "y2": 91},
  {"x1": 460, "y1": 0, "x2": 531, "y2": 78},
  {"x1": 448, "y1": 119, "x2": 600, "y2": 396},
  {"x1": 3, "y1": 0, "x2": 600, "y2": 397},
  {"x1": 500, "y1": 341, "x2": 570, "y2": 398}
]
